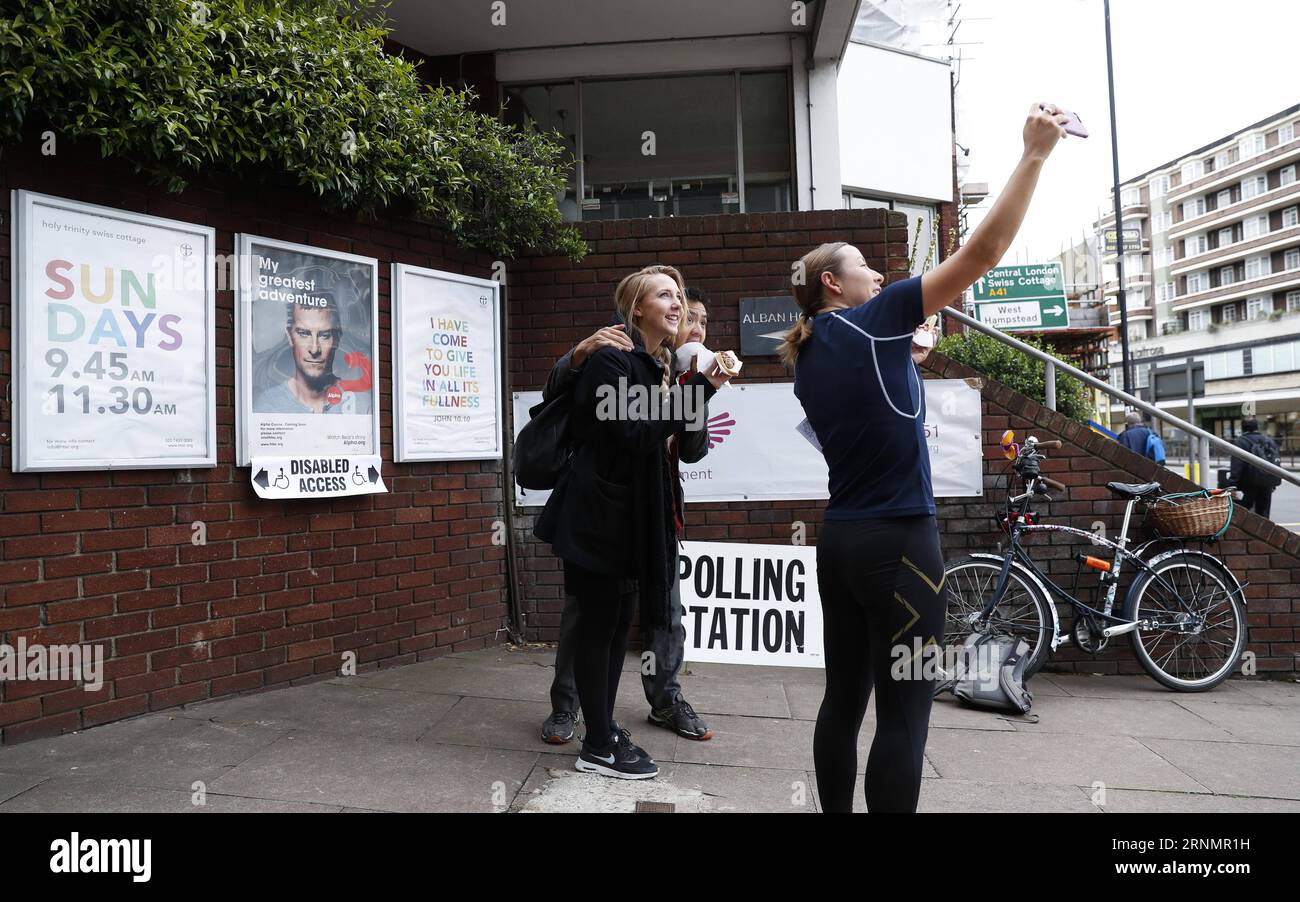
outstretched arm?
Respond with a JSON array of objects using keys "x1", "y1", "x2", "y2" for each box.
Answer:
[{"x1": 921, "y1": 103, "x2": 1069, "y2": 317}]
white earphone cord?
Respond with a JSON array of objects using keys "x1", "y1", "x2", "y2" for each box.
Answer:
[{"x1": 829, "y1": 312, "x2": 923, "y2": 420}]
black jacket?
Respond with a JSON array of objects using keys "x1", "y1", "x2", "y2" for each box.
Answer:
[
  {"x1": 534, "y1": 337, "x2": 716, "y2": 628},
  {"x1": 1229, "y1": 430, "x2": 1279, "y2": 490}
]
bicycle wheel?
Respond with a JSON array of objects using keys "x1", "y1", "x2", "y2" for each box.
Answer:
[
  {"x1": 1123, "y1": 553, "x2": 1247, "y2": 691},
  {"x1": 942, "y1": 556, "x2": 1054, "y2": 677}
]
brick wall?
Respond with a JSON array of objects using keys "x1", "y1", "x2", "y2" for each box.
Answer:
[{"x1": 0, "y1": 145, "x2": 509, "y2": 744}]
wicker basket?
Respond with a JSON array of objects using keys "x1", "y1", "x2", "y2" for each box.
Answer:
[{"x1": 1148, "y1": 492, "x2": 1232, "y2": 538}]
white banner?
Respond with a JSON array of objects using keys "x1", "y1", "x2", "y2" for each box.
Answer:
[
  {"x1": 512, "y1": 379, "x2": 983, "y2": 506},
  {"x1": 391, "y1": 265, "x2": 501, "y2": 461},
  {"x1": 679, "y1": 541, "x2": 823, "y2": 668},
  {"x1": 236, "y1": 234, "x2": 380, "y2": 468},
  {"x1": 12, "y1": 190, "x2": 217, "y2": 471}
]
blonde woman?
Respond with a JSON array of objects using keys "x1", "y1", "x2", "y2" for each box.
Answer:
[
  {"x1": 535, "y1": 265, "x2": 732, "y2": 778},
  {"x1": 782, "y1": 104, "x2": 1070, "y2": 812}
]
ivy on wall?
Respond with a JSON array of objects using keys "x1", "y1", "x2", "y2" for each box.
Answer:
[
  {"x1": 937, "y1": 330, "x2": 1095, "y2": 424},
  {"x1": 0, "y1": 0, "x2": 586, "y2": 258}
]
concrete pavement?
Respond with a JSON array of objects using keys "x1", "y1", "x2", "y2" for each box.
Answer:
[{"x1": 1, "y1": 645, "x2": 1297, "y2": 813}]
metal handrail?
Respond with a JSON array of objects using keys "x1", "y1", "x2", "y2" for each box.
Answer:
[{"x1": 943, "y1": 305, "x2": 1300, "y2": 490}]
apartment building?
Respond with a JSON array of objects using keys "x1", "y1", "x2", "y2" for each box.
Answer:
[{"x1": 1094, "y1": 103, "x2": 1300, "y2": 450}]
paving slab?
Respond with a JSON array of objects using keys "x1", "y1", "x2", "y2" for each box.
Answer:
[
  {"x1": 208, "y1": 730, "x2": 536, "y2": 812},
  {"x1": 1224, "y1": 678, "x2": 1300, "y2": 706},
  {"x1": 1139, "y1": 738, "x2": 1300, "y2": 800},
  {"x1": 922, "y1": 727, "x2": 1207, "y2": 792},
  {"x1": 0, "y1": 771, "x2": 43, "y2": 806},
  {"x1": 1007, "y1": 695, "x2": 1237, "y2": 741},
  {"x1": 0, "y1": 713, "x2": 285, "y2": 791},
  {"x1": 1046, "y1": 673, "x2": 1268, "y2": 704},
  {"x1": 341, "y1": 658, "x2": 552, "y2": 703},
  {"x1": 177, "y1": 681, "x2": 461, "y2": 742},
  {"x1": 0, "y1": 778, "x2": 195, "y2": 813},
  {"x1": 1171, "y1": 697, "x2": 1300, "y2": 746}
]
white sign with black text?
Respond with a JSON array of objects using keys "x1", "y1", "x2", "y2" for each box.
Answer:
[
  {"x1": 679, "y1": 541, "x2": 823, "y2": 668},
  {"x1": 249, "y1": 454, "x2": 385, "y2": 500}
]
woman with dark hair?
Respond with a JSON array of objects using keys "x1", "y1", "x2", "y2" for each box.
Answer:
[
  {"x1": 535, "y1": 264, "x2": 733, "y2": 778},
  {"x1": 783, "y1": 104, "x2": 1070, "y2": 812}
]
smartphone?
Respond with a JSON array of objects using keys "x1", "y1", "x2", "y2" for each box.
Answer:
[{"x1": 1041, "y1": 105, "x2": 1089, "y2": 138}]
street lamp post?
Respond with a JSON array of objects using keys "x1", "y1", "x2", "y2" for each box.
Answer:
[{"x1": 1104, "y1": 0, "x2": 1133, "y2": 395}]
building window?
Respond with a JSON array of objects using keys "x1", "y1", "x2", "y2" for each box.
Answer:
[
  {"x1": 1289, "y1": 290, "x2": 1300, "y2": 312},
  {"x1": 1155, "y1": 210, "x2": 1172, "y2": 233},
  {"x1": 1186, "y1": 272, "x2": 1206, "y2": 293},
  {"x1": 1218, "y1": 227, "x2": 1234, "y2": 247},
  {"x1": 505, "y1": 71, "x2": 793, "y2": 222},
  {"x1": 1282, "y1": 165, "x2": 1298, "y2": 187},
  {"x1": 1121, "y1": 187, "x2": 1142, "y2": 207},
  {"x1": 1183, "y1": 198, "x2": 1205, "y2": 219},
  {"x1": 1284, "y1": 206, "x2": 1300, "y2": 228},
  {"x1": 1186, "y1": 234, "x2": 1207, "y2": 256},
  {"x1": 1181, "y1": 160, "x2": 1204, "y2": 182},
  {"x1": 1188, "y1": 309, "x2": 1208, "y2": 329},
  {"x1": 1157, "y1": 246, "x2": 1174, "y2": 267},
  {"x1": 1287, "y1": 248, "x2": 1300, "y2": 271},
  {"x1": 1282, "y1": 122, "x2": 1295, "y2": 144},
  {"x1": 1241, "y1": 175, "x2": 1267, "y2": 200},
  {"x1": 1149, "y1": 175, "x2": 1169, "y2": 197},
  {"x1": 1245, "y1": 256, "x2": 1268, "y2": 279},
  {"x1": 1243, "y1": 214, "x2": 1267, "y2": 239},
  {"x1": 1219, "y1": 265, "x2": 1236, "y2": 285},
  {"x1": 1217, "y1": 188, "x2": 1232, "y2": 209},
  {"x1": 1247, "y1": 296, "x2": 1270, "y2": 319},
  {"x1": 1222, "y1": 303, "x2": 1239, "y2": 323}
]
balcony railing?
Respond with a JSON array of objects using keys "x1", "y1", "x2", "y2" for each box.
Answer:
[
  {"x1": 1169, "y1": 182, "x2": 1300, "y2": 237},
  {"x1": 1168, "y1": 133, "x2": 1300, "y2": 201},
  {"x1": 1171, "y1": 222, "x2": 1300, "y2": 274}
]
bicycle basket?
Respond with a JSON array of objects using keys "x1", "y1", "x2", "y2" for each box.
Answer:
[{"x1": 1147, "y1": 490, "x2": 1233, "y2": 539}]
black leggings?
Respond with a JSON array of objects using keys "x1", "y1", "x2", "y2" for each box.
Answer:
[
  {"x1": 814, "y1": 515, "x2": 945, "y2": 813},
  {"x1": 564, "y1": 561, "x2": 637, "y2": 750}
]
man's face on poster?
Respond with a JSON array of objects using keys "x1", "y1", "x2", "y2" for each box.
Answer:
[{"x1": 287, "y1": 305, "x2": 340, "y2": 387}]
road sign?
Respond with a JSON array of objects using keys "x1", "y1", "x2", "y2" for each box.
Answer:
[
  {"x1": 972, "y1": 298, "x2": 1070, "y2": 330},
  {"x1": 973, "y1": 263, "x2": 1065, "y2": 303},
  {"x1": 971, "y1": 263, "x2": 1070, "y2": 330}
]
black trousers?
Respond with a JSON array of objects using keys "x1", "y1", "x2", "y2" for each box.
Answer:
[
  {"x1": 813, "y1": 515, "x2": 946, "y2": 813},
  {"x1": 562, "y1": 561, "x2": 637, "y2": 750},
  {"x1": 1239, "y1": 487, "x2": 1273, "y2": 519},
  {"x1": 550, "y1": 576, "x2": 686, "y2": 715}
]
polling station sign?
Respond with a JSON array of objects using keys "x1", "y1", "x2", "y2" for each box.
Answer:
[
  {"x1": 11, "y1": 190, "x2": 217, "y2": 471},
  {"x1": 679, "y1": 541, "x2": 823, "y2": 668},
  {"x1": 512, "y1": 379, "x2": 983, "y2": 506}
]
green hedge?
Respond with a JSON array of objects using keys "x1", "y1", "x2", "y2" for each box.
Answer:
[
  {"x1": 936, "y1": 329, "x2": 1095, "y2": 424},
  {"x1": 0, "y1": 0, "x2": 586, "y2": 258}
]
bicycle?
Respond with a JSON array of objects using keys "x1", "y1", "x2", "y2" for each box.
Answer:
[{"x1": 941, "y1": 431, "x2": 1249, "y2": 692}]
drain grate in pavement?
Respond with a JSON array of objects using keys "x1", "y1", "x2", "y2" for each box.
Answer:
[{"x1": 634, "y1": 801, "x2": 676, "y2": 814}]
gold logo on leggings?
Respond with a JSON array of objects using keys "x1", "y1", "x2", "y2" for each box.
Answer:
[{"x1": 901, "y1": 556, "x2": 945, "y2": 595}]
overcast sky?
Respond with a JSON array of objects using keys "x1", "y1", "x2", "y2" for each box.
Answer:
[{"x1": 955, "y1": 0, "x2": 1299, "y2": 266}]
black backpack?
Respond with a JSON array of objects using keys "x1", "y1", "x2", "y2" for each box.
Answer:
[
  {"x1": 1245, "y1": 434, "x2": 1283, "y2": 490},
  {"x1": 512, "y1": 391, "x2": 575, "y2": 491}
]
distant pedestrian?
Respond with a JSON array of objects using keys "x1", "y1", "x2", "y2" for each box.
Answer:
[
  {"x1": 1229, "y1": 417, "x2": 1282, "y2": 518},
  {"x1": 1117, "y1": 411, "x2": 1165, "y2": 466}
]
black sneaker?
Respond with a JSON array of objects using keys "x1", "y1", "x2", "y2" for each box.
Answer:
[
  {"x1": 648, "y1": 699, "x2": 713, "y2": 740},
  {"x1": 541, "y1": 710, "x2": 580, "y2": 744},
  {"x1": 575, "y1": 735, "x2": 659, "y2": 780},
  {"x1": 614, "y1": 726, "x2": 651, "y2": 763}
]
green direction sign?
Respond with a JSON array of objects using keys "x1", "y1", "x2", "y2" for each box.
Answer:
[
  {"x1": 973, "y1": 263, "x2": 1065, "y2": 302},
  {"x1": 972, "y1": 263, "x2": 1069, "y2": 330},
  {"x1": 972, "y1": 297, "x2": 1070, "y2": 330}
]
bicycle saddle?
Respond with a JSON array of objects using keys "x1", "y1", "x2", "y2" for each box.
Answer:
[{"x1": 1106, "y1": 481, "x2": 1162, "y2": 499}]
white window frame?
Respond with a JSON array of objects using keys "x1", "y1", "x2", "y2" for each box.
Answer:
[
  {"x1": 1288, "y1": 289, "x2": 1300, "y2": 312},
  {"x1": 1245, "y1": 255, "x2": 1270, "y2": 279},
  {"x1": 1282, "y1": 165, "x2": 1297, "y2": 187},
  {"x1": 1217, "y1": 188, "x2": 1232, "y2": 209},
  {"x1": 1286, "y1": 248, "x2": 1300, "y2": 271},
  {"x1": 1284, "y1": 206, "x2": 1299, "y2": 228},
  {"x1": 1247, "y1": 296, "x2": 1269, "y2": 319},
  {"x1": 1188, "y1": 309, "x2": 1208, "y2": 329},
  {"x1": 1186, "y1": 272, "x2": 1206, "y2": 293},
  {"x1": 1281, "y1": 122, "x2": 1295, "y2": 144},
  {"x1": 1149, "y1": 175, "x2": 1169, "y2": 197},
  {"x1": 1219, "y1": 265, "x2": 1236, "y2": 285},
  {"x1": 1218, "y1": 226, "x2": 1234, "y2": 247}
]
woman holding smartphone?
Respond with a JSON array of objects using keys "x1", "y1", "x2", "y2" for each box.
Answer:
[
  {"x1": 535, "y1": 264, "x2": 732, "y2": 779},
  {"x1": 781, "y1": 104, "x2": 1070, "y2": 812}
]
